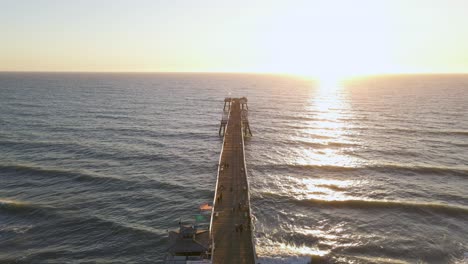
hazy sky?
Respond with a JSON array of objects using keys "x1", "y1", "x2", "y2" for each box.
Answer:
[{"x1": 1, "y1": 0, "x2": 468, "y2": 77}]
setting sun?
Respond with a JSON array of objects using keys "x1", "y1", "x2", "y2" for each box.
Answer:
[{"x1": 252, "y1": 1, "x2": 396, "y2": 78}]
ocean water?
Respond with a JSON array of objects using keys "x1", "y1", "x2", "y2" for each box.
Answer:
[{"x1": 0, "y1": 73, "x2": 467, "y2": 264}]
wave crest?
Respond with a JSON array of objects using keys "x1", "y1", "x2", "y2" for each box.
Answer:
[{"x1": 258, "y1": 192, "x2": 468, "y2": 216}]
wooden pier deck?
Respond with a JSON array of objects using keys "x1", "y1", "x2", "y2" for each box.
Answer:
[{"x1": 211, "y1": 99, "x2": 256, "y2": 264}]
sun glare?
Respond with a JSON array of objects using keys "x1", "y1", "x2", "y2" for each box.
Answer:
[
  {"x1": 256, "y1": 239, "x2": 329, "y2": 257},
  {"x1": 252, "y1": 0, "x2": 397, "y2": 78},
  {"x1": 302, "y1": 178, "x2": 352, "y2": 201},
  {"x1": 291, "y1": 72, "x2": 366, "y2": 170}
]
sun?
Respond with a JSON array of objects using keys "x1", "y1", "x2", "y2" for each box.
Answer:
[
  {"x1": 250, "y1": 0, "x2": 396, "y2": 79},
  {"x1": 315, "y1": 71, "x2": 348, "y2": 89}
]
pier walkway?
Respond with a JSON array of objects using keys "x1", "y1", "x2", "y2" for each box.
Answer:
[{"x1": 211, "y1": 98, "x2": 256, "y2": 264}]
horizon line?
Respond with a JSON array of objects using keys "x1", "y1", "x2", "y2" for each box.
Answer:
[{"x1": 1, "y1": 70, "x2": 468, "y2": 77}]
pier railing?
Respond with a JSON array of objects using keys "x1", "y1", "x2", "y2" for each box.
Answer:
[
  {"x1": 210, "y1": 106, "x2": 231, "y2": 252},
  {"x1": 240, "y1": 117, "x2": 257, "y2": 263}
]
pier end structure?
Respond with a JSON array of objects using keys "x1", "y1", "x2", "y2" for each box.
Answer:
[{"x1": 219, "y1": 97, "x2": 252, "y2": 137}]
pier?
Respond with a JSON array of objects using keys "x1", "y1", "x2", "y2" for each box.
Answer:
[
  {"x1": 164, "y1": 97, "x2": 255, "y2": 264},
  {"x1": 211, "y1": 97, "x2": 256, "y2": 264}
]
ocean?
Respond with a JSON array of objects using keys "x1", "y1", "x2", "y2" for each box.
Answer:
[{"x1": 0, "y1": 73, "x2": 467, "y2": 263}]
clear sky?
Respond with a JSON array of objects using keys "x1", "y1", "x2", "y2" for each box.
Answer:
[{"x1": 1, "y1": 0, "x2": 468, "y2": 77}]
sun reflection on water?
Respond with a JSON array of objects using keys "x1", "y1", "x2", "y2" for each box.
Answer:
[
  {"x1": 313, "y1": 78, "x2": 348, "y2": 122},
  {"x1": 301, "y1": 178, "x2": 352, "y2": 201},
  {"x1": 256, "y1": 240, "x2": 329, "y2": 257},
  {"x1": 292, "y1": 76, "x2": 364, "y2": 168},
  {"x1": 294, "y1": 148, "x2": 361, "y2": 168},
  {"x1": 258, "y1": 77, "x2": 374, "y2": 261},
  {"x1": 267, "y1": 176, "x2": 366, "y2": 203}
]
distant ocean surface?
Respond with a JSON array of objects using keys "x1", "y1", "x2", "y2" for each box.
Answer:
[{"x1": 0, "y1": 73, "x2": 467, "y2": 264}]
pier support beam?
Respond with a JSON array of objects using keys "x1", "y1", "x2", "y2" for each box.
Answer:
[
  {"x1": 223, "y1": 97, "x2": 232, "y2": 112},
  {"x1": 219, "y1": 121, "x2": 227, "y2": 136},
  {"x1": 243, "y1": 121, "x2": 252, "y2": 137},
  {"x1": 240, "y1": 97, "x2": 248, "y2": 110}
]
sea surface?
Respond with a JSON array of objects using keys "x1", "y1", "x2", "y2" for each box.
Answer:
[{"x1": 0, "y1": 73, "x2": 467, "y2": 264}]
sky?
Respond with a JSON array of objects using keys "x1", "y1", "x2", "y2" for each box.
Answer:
[{"x1": 1, "y1": 0, "x2": 468, "y2": 78}]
